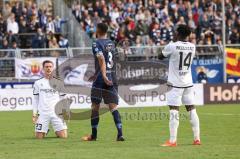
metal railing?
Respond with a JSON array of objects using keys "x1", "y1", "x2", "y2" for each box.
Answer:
[
  {"x1": 225, "y1": 44, "x2": 240, "y2": 49},
  {"x1": 0, "y1": 44, "x2": 235, "y2": 80},
  {"x1": 0, "y1": 49, "x2": 15, "y2": 78},
  {"x1": 19, "y1": 48, "x2": 69, "y2": 58}
]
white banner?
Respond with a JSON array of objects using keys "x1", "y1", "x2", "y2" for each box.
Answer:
[
  {"x1": 0, "y1": 84, "x2": 203, "y2": 111},
  {"x1": 15, "y1": 58, "x2": 56, "y2": 79}
]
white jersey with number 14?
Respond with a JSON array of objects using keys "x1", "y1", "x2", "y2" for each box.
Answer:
[{"x1": 162, "y1": 41, "x2": 196, "y2": 87}]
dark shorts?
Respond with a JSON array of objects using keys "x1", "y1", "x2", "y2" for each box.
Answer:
[{"x1": 91, "y1": 81, "x2": 119, "y2": 105}]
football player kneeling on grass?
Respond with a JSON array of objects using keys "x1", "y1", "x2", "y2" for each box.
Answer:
[{"x1": 32, "y1": 60, "x2": 67, "y2": 139}]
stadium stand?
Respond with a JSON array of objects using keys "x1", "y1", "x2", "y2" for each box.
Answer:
[
  {"x1": 71, "y1": 0, "x2": 240, "y2": 48},
  {"x1": 0, "y1": 0, "x2": 68, "y2": 49},
  {"x1": 0, "y1": 0, "x2": 239, "y2": 80}
]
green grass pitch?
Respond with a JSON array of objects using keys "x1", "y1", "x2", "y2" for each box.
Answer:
[{"x1": 0, "y1": 104, "x2": 239, "y2": 159}]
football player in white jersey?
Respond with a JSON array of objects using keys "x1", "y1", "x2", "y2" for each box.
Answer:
[
  {"x1": 32, "y1": 60, "x2": 67, "y2": 139},
  {"x1": 159, "y1": 25, "x2": 200, "y2": 146}
]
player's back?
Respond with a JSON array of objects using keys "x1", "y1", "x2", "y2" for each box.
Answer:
[
  {"x1": 163, "y1": 41, "x2": 196, "y2": 87},
  {"x1": 92, "y1": 38, "x2": 117, "y2": 83}
]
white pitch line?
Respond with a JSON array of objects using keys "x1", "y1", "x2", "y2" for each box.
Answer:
[{"x1": 201, "y1": 113, "x2": 240, "y2": 116}]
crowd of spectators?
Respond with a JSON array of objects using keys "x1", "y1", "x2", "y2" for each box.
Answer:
[
  {"x1": 0, "y1": 1, "x2": 69, "y2": 53},
  {"x1": 71, "y1": 0, "x2": 240, "y2": 49}
]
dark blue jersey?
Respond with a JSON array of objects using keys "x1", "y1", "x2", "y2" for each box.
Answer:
[{"x1": 92, "y1": 39, "x2": 117, "y2": 83}]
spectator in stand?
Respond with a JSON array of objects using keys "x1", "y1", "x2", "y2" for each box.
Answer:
[
  {"x1": 46, "y1": 31, "x2": 54, "y2": 48},
  {"x1": 58, "y1": 35, "x2": 69, "y2": 48},
  {"x1": 7, "y1": 16, "x2": 19, "y2": 34},
  {"x1": 11, "y1": 41, "x2": 18, "y2": 49},
  {"x1": 26, "y1": 2, "x2": 38, "y2": 19},
  {"x1": 49, "y1": 37, "x2": 60, "y2": 57},
  {"x1": 54, "y1": 16, "x2": 67, "y2": 33},
  {"x1": 153, "y1": 29, "x2": 162, "y2": 46},
  {"x1": 18, "y1": 18, "x2": 28, "y2": 48},
  {"x1": 1, "y1": 39, "x2": 10, "y2": 49},
  {"x1": 134, "y1": 36, "x2": 144, "y2": 54},
  {"x1": 226, "y1": 19, "x2": 234, "y2": 42},
  {"x1": 72, "y1": 2, "x2": 82, "y2": 22},
  {"x1": 94, "y1": 1, "x2": 103, "y2": 17},
  {"x1": 6, "y1": 30, "x2": 18, "y2": 47},
  {"x1": 229, "y1": 28, "x2": 240, "y2": 44},
  {"x1": 86, "y1": 22, "x2": 96, "y2": 38},
  {"x1": 11, "y1": 1, "x2": 22, "y2": 23},
  {"x1": 28, "y1": 15, "x2": 40, "y2": 33},
  {"x1": 0, "y1": 0, "x2": 240, "y2": 50},
  {"x1": 84, "y1": 14, "x2": 92, "y2": 29},
  {"x1": 70, "y1": 0, "x2": 240, "y2": 45},
  {"x1": 92, "y1": 11, "x2": 101, "y2": 27},
  {"x1": 109, "y1": 7, "x2": 120, "y2": 24},
  {"x1": 1, "y1": 39, "x2": 13, "y2": 57},
  {"x1": 212, "y1": 12, "x2": 222, "y2": 36},
  {"x1": 101, "y1": 7, "x2": 111, "y2": 22},
  {"x1": 49, "y1": 37, "x2": 59, "y2": 48},
  {"x1": 189, "y1": 33, "x2": 197, "y2": 44},
  {"x1": 203, "y1": 28, "x2": 215, "y2": 45},
  {"x1": 21, "y1": 7, "x2": 29, "y2": 22},
  {"x1": 199, "y1": 13, "x2": 210, "y2": 34},
  {"x1": 135, "y1": 20, "x2": 148, "y2": 45},
  {"x1": 32, "y1": 28, "x2": 46, "y2": 48},
  {"x1": 124, "y1": 0, "x2": 136, "y2": 12},
  {"x1": 46, "y1": 16, "x2": 55, "y2": 34},
  {"x1": 0, "y1": 2, "x2": 68, "y2": 49},
  {"x1": 176, "y1": 16, "x2": 186, "y2": 25},
  {"x1": 39, "y1": 9, "x2": 48, "y2": 31},
  {"x1": 3, "y1": 2, "x2": 12, "y2": 20},
  {"x1": 188, "y1": 13, "x2": 196, "y2": 30},
  {"x1": 125, "y1": 21, "x2": 136, "y2": 45},
  {"x1": 0, "y1": 16, "x2": 7, "y2": 34},
  {"x1": 135, "y1": 8, "x2": 145, "y2": 21}
]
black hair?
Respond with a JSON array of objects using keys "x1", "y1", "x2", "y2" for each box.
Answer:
[
  {"x1": 42, "y1": 60, "x2": 54, "y2": 67},
  {"x1": 97, "y1": 23, "x2": 108, "y2": 35},
  {"x1": 176, "y1": 24, "x2": 192, "y2": 39}
]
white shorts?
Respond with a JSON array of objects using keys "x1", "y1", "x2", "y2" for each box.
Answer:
[
  {"x1": 166, "y1": 86, "x2": 195, "y2": 106},
  {"x1": 35, "y1": 113, "x2": 67, "y2": 133}
]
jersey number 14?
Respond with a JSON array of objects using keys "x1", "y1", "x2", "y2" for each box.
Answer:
[{"x1": 179, "y1": 52, "x2": 192, "y2": 70}]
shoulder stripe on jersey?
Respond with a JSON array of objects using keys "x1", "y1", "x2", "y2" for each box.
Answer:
[
  {"x1": 33, "y1": 93, "x2": 39, "y2": 95},
  {"x1": 167, "y1": 84, "x2": 193, "y2": 89}
]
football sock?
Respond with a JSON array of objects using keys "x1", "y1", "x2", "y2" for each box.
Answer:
[
  {"x1": 189, "y1": 109, "x2": 200, "y2": 141},
  {"x1": 91, "y1": 110, "x2": 99, "y2": 139},
  {"x1": 169, "y1": 109, "x2": 179, "y2": 143},
  {"x1": 111, "y1": 109, "x2": 123, "y2": 138}
]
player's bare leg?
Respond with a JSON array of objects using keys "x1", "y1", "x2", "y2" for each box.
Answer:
[
  {"x1": 161, "y1": 106, "x2": 179, "y2": 147},
  {"x1": 35, "y1": 132, "x2": 45, "y2": 139},
  {"x1": 55, "y1": 129, "x2": 68, "y2": 139},
  {"x1": 82, "y1": 103, "x2": 100, "y2": 141},
  {"x1": 109, "y1": 103, "x2": 124, "y2": 141},
  {"x1": 185, "y1": 105, "x2": 201, "y2": 145}
]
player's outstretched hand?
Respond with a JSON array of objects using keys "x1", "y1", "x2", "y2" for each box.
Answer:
[
  {"x1": 88, "y1": 75, "x2": 97, "y2": 82},
  {"x1": 32, "y1": 115, "x2": 38, "y2": 124},
  {"x1": 103, "y1": 76, "x2": 113, "y2": 86}
]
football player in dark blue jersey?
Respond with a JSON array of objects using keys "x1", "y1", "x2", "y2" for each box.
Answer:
[{"x1": 82, "y1": 23, "x2": 124, "y2": 141}]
